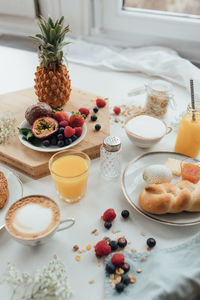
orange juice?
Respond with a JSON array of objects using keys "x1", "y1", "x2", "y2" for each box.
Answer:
[
  {"x1": 49, "y1": 151, "x2": 90, "y2": 203},
  {"x1": 175, "y1": 111, "x2": 200, "y2": 158}
]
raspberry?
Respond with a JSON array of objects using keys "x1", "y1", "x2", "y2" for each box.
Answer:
[
  {"x1": 79, "y1": 108, "x2": 90, "y2": 117},
  {"x1": 94, "y1": 240, "x2": 111, "y2": 257},
  {"x1": 113, "y1": 106, "x2": 121, "y2": 115},
  {"x1": 74, "y1": 127, "x2": 82, "y2": 137},
  {"x1": 96, "y1": 98, "x2": 106, "y2": 108},
  {"x1": 59, "y1": 120, "x2": 69, "y2": 128},
  {"x1": 111, "y1": 253, "x2": 125, "y2": 267},
  {"x1": 64, "y1": 126, "x2": 75, "y2": 138},
  {"x1": 102, "y1": 209, "x2": 116, "y2": 222}
]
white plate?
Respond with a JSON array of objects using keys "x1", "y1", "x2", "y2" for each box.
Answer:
[
  {"x1": 0, "y1": 165, "x2": 23, "y2": 230},
  {"x1": 18, "y1": 114, "x2": 87, "y2": 152},
  {"x1": 121, "y1": 151, "x2": 200, "y2": 226}
]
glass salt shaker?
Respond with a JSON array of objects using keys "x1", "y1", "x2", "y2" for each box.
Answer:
[{"x1": 100, "y1": 136, "x2": 121, "y2": 179}]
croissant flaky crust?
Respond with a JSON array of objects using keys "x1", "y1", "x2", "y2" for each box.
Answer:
[
  {"x1": 139, "y1": 180, "x2": 200, "y2": 215},
  {"x1": 0, "y1": 171, "x2": 8, "y2": 208}
]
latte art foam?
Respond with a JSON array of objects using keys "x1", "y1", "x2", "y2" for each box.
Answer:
[{"x1": 5, "y1": 196, "x2": 60, "y2": 239}]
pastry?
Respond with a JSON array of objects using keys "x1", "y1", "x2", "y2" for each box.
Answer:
[
  {"x1": 0, "y1": 171, "x2": 8, "y2": 208},
  {"x1": 139, "y1": 180, "x2": 200, "y2": 214},
  {"x1": 143, "y1": 164, "x2": 172, "y2": 184}
]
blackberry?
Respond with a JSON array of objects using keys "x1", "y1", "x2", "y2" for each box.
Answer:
[
  {"x1": 93, "y1": 107, "x2": 99, "y2": 113},
  {"x1": 106, "y1": 262, "x2": 116, "y2": 274},
  {"x1": 104, "y1": 222, "x2": 112, "y2": 230},
  {"x1": 109, "y1": 240, "x2": 118, "y2": 251},
  {"x1": 91, "y1": 115, "x2": 97, "y2": 122},
  {"x1": 147, "y1": 238, "x2": 156, "y2": 248},
  {"x1": 121, "y1": 210, "x2": 129, "y2": 219},
  {"x1": 118, "y1": 237, "x2": 127, "y2": 248}
]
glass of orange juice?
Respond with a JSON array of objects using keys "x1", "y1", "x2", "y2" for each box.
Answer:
[
  {"x1": 175, "y1": 105, "x2": 200, "y2": 158},
  {"x1": 49, "y1": 150, "x2": 90, "y2": 203}
]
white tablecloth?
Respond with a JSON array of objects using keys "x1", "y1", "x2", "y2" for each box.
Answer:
[{"x1": 0, "y1": 46, "x2": 199, "y2": 300}]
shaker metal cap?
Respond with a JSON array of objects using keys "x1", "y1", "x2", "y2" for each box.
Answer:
[{"x1": 103, "y1": 136, "x2": 121, "y2": 152}]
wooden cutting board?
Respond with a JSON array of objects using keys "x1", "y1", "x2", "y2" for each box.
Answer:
[{"x1": 0, "y1": 87, "x2": 110, "y2": 179}]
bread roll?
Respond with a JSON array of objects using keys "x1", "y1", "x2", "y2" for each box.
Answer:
[
  {"x1": 139, "y1": 180, "x2": 200, "y2": 214},
  {"x1": 0, "y1": 171, "x2": 8, "y2": 208}
]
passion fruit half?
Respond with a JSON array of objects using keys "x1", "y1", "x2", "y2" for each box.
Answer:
[{"x1": 32, "y1": 117, "x2": 58, "y2": 139}]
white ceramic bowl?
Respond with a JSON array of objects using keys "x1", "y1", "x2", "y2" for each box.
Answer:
[
  {"x1": 125, "y1": 115, "x2": 172, "y2": 148},
  {"x1": 5, "y1": 195, "x2": 75, "y2": 246}
]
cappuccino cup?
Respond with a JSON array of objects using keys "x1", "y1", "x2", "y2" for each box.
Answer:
[{"x1": 5, "y1": 195, "x2": 75, "y2": 246}]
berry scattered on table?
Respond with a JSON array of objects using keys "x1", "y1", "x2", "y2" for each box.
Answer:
[
  {"x1": 121, "y1": 274, "x2": 131, "y2": 285},
  {"x1": 96, "y1": 98, "x2": 106, "y2": 108},
  {"x1": 106, "y1": 262, "x2": 116, "y2": 274},
  {"x1": 59, "y1": 120, "x2": 69, "y2": 128},
  {"x1": 121, "y1": 263, "x2": 130, "y2": 273},
  {"x1": 94, "y1": 240, "x2": 111, "y2": 257},
  {"x1": 79, "y1": 108, "x2": 90, "y2": 117},
  {"x1": 42, "y1": 139, "x2": 50, "y2": 147},
  {"x1": 69, "y1": 113, "x2": 85, "y2": 128},
  {"x1": 113, "y1": 106, "x2": 121, "y2": 115},
  {"x1": 118, "y1": 237, "x2": 127, "y2": 248},
  {"x1": 91, "y1": 115, "x2": 97, "y2": 122},
  {"x1": 64, "y1": 126, "x2": 75, "y2": 138},
  {"x1": 74, "y1": 127, "x2": 82, "y2": 137},
  {"x1": 93, "y1": 106, "x2": 99, "y2": 113},
  {"x1": 102, "y1": 208, "x2": 116, "y2": 222},
  {"x1": 109, "y1": 240, "x2": 118, "y2": 251},
  {"x1": 115, "y1": 282, "x2": 124, "y2": 293},
  {"x1": 95, "y1": 124, "x2": 101, "y2": 131},
  {"x1": 121, "y1": 210, "x2": 130, "y2": 219},
  {"x1": 147, "y1": 237, "x2": 156, "y2": 248},
  {"x1": 111, "y1": 253, "x2": 124, "y2": 267},
  {"x1": 104, "y1": 222, "x2": 112, "y2": 230},
  {"x1": 57, "y1": 140, "x2": 65, "y2": 147}
]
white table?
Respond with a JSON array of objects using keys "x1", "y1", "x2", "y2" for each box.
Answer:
[{"x1": 0, "y1": 46, "x2": 199, "y2": 300}]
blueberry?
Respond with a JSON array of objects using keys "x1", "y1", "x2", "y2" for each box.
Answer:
[
  {"x1": 109, "y1": 240, "x2": 118, "y2": 251},
  {"x1": 64, "y1": 138, "x2": 70, "y2": 146},
  {"x1": 91, "y1": 115, "x2": 97, "y2": 122},
  {"x1": 67, "y1": 138, "x2": 72, "y2": 145},
  {"x1": 71, "y1": 135, "x2": 78, "y2": 142},
  {"x1": 93, "y1": 107, "x2": 99, "y2": 113},
  {"x1": 57, "y1": 133, "x2": 64, "y2": 140},
  {"x1": 121, "y1": 263, "x2": 130, "y2": 273},
  {"x1": 57, "y1": 140, "x2": 65, "y2": 147},
  {"x1": 104, "y1": 222, "x2": 112, "y2": 230},
  {"x1": 118, "y1": 237, "x2": 127, "y2": 248},
  {"x1": 121, "y1": 210, "x2": 129, "y2": 219},
  {"x1": 50, "y1": 136, "x2": 57, "y2": 145},
  {"x1": 95, "y1": 124, "x2": 101, "y2": 131},
  {"x1": 42, "y1": 139, "x2": 50, "y2": 147},
  {"x1": 147, "y1": 238, "x2": 156, "y2": 248},
  {"x1": 106, "y1": 262, "x2": 116, "y2": 274},
  {"x1": 115, "y1": 282, "x2": 124, "y2": 293},
  {"x1": 59, "y1": 127, "x2": 65, "y2": 134},
  {"x1": 121, "y1": 274, "x2": 130, "y2": 285}
]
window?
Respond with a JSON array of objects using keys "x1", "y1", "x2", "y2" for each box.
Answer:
[{"x1": 89, "y1": 0, "x2": 200, "y2": 64}]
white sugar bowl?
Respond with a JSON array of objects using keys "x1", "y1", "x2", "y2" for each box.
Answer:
[{"x1": 125, "y1": 115, "x2": 172, "y2": 148}]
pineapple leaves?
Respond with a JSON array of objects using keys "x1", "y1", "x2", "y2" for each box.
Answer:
[
  {"x1": 48, "y1": 17, "x2": 54, "y2": 28},
  {"x1": 59, "y1": 16, "x2": 64, "y2": 25}
]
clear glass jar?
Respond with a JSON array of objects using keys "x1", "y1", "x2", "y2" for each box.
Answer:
[
  {"x1": 145, "y1": 79, "x2": 174, "y2": 117},
  {"x1": 175, "y1": 104, "x2": 200, "y2": 158},
  {"x1": 100, "y1": 136, "x2": 121, "y2": 179}
]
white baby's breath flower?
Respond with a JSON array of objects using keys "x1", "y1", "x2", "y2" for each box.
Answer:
[{"x1": 0, "y1": 112, "x2": 16, "y2": 144}]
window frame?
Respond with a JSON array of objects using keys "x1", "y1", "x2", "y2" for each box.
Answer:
[{"x1": 88, "y1": 0, "x2": 200, "y2": 64}]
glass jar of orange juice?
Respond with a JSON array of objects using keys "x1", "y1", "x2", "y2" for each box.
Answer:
[{"x1": 175, "y1": 105, "x2": 200, "y2": 158}]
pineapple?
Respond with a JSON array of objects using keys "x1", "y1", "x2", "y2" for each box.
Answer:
[{"x1": 31, "y1": 16, "x2": 71, "y2": 108}]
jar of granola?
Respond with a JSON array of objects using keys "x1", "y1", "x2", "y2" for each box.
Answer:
[{"x1": 145, "y1": 80, "x2": 174, "y2": 117}]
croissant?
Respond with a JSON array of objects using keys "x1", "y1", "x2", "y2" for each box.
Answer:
[
  {"x1": 0, "y1": 171, "x2": 8, "y2": 208},
  {"x1": 139, "y1": 180, "x2": 200, "y2": 214}
]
